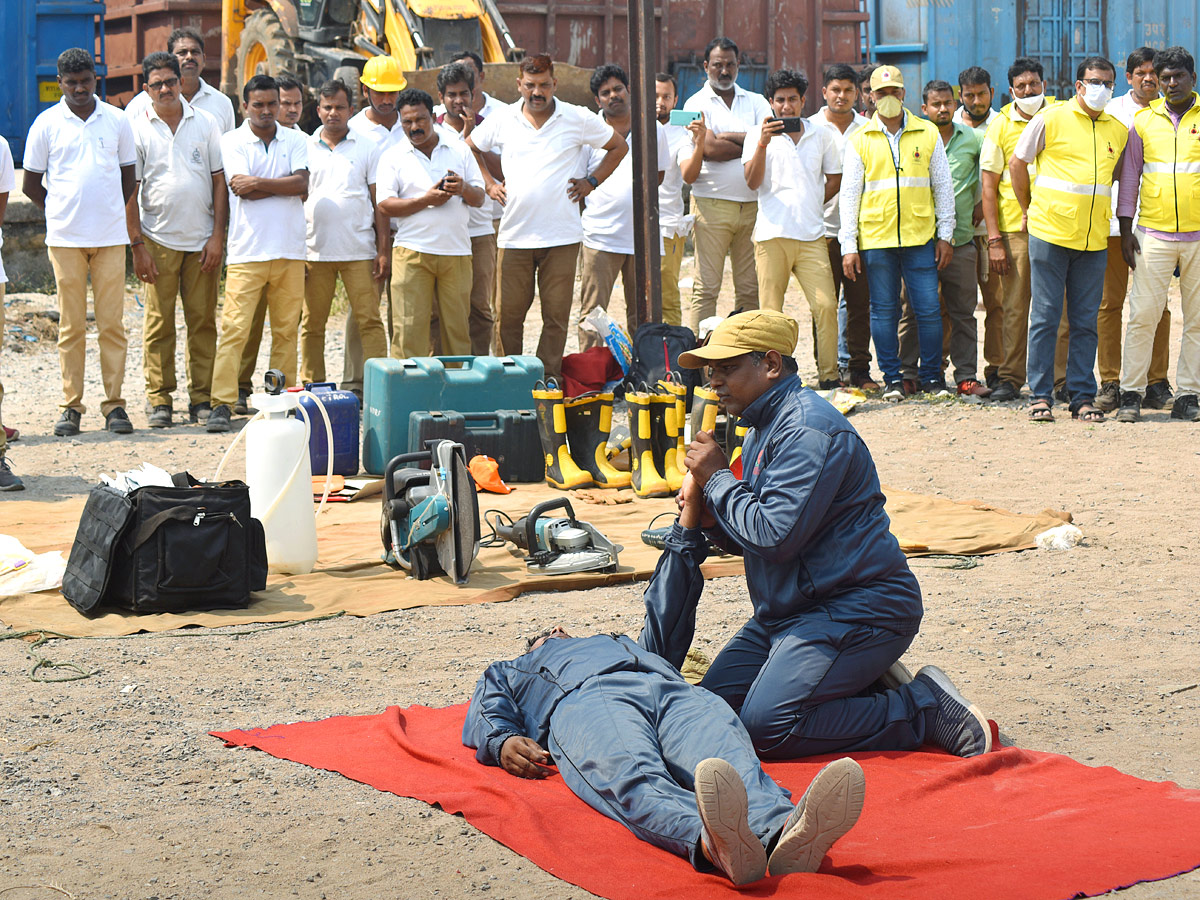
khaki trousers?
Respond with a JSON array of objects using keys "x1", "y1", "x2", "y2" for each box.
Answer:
[
  {"x1": 1098, "y1": 235, "x2": 1171, "y2": 384},
  {"x1": 975, "y1": 235, "x2": 1004, "y2": 379},
  {"x1": 235, "y1": 289, "x2": 268, "y2": 394},
  {"x1": 211, "y1": 259, "x2": 305, "y2": 407},
  {"x1": 1121, "y1": 231, "x2": 1200, "y2": 396},
  {"x1": 579, "y1": 246, "x2": 637, "y2": 350},
  {"x1": 660, "y1": 234, "x2": 685, "y2": 327},
  {"x1": 391, "y1": 247, "x2": 472, "y2": 359},
  {"x1": 301, "y1": 259, "x2": 387, "y2": 385},
  {"x1": 47, "y1": 245, "x2": 128, "y2": 415},
  {"x1": 469, "y1": 231, "x2": 499, "y2": 356},
  {"x1": 689, "y1": 196, "x2": 759, "y2": 331},
  {"x1": 497, "y1": 242, "x2": 580, "y2": 377},
  {"x1": 342, "y1": 278, "x2": 392, "y2": 392},
  {"x1": 141, "y1": 236, "x2": 219, "y2": 408},
  {"x1": 0, "y1": 284, "x2": 6, "y2": 454},
  {"x1": 754, "y1": 237, "x2": 839, "y2": 383}
]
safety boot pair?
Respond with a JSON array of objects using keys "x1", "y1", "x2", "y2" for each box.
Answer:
[
  {"x1": 533, "y1": 381, "x2": 630, "y2": 490},
  {"x1": 626, "y1": 383, "x2": 687, "y2": 499}
]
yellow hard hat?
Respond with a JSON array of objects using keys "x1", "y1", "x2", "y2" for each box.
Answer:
[{"x1": 361, "y1": 56, "x2": 407, "y2": 92}]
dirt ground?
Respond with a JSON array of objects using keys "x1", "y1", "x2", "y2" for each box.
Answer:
[{"x1": 1, "y1": 262, "x2": 1198, "y2": 900}]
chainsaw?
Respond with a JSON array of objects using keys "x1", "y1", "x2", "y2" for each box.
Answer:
[{"x1": 484, "y1": 498, "x2": 622, "y2": 576}]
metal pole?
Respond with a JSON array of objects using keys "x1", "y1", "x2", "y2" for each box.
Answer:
[{"x1": 628, "y1": 0, "x2": 662, "y2": 325}]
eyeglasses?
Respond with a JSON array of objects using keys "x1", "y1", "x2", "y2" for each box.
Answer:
[
  {"x1": 1081, "y1": 78, "x2": 1116, "y2": 89},
  {"x1": 147, "y1": 77, "x2": 179, "y2": 91}
]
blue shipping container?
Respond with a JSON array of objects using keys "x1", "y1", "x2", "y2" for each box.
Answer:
[
  {"x1": 868, "y1": 0, "x2": 1198, "y2": 107},
  {"x1": 1, "y1": 0, "x2": 107, "y2": 165}
]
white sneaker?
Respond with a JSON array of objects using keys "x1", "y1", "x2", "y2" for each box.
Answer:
[
  {"x1": 768, "y1": 757, "x2": 866, "y2": 876},
  {"x1": 695, "y1": 758, "x2": 767, "y2": 885}
]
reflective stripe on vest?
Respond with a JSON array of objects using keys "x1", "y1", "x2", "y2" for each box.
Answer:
[
  {"x1": 851, "y1": 114, "x2": 940, "y2": 250},
  {"x1": 1134, "y1": 94, "x2": 1200, "y2": 233},
  {"x1": 1027, "y1": 101, "x2": 1128, "y2": 251}
]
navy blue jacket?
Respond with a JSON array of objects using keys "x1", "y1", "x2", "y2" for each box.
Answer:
[
  {"x1": 703, "y1": 375, "x2": 922, "y2": 634},
  {"x1": 462, "y1": 525, "x2": 708, "y2": 767}
]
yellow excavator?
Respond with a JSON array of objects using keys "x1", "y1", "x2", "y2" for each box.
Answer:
[{"x1": 219, "y1": 0, "x2": 526, "y2": 105}]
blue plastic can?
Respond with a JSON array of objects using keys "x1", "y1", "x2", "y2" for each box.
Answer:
[{"x1": 300, "y1": 382, "x2": 360, "y2": 476}]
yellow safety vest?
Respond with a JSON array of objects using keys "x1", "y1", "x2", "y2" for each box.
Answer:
[
  {"x1": 1028, "y1": 99, "x2": 1128, "y2": 251},
  {"x1": 1133, "y1": 93, "x2": 1200, "y2": 233},
  {"x1": 851, "y1": 112, "x2": 941, "y2": 249},
  {"x1": 982, "y1": 97, "x2": 1055, "y2": 232}
]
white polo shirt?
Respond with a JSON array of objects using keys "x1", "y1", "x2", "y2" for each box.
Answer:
[
  {"x1": 659, "y1": 123, "x2": 694, "y2": 239},
  {"x1": 581, "y1": 118, "x2": 670, "y2": 255},
  {"x1": 126, "y1": 79, "x2": 236, "y2": 133},
  {"x1": 131, "y1": 99, "x2": 224, "y2": 252},
  {"x1": 742, "y1": 120, "x2": 841, "y2": 243},
  {"x1": 470, "y1": 98, "x2": 616, "y2": 249},
  {"x1": 0, "y1": 139, "x2": 14, "y2": 283},
  {"x1": 25, "y1": 97, "x2": 136, "y2": 248},
  {"x1": 348, "y1": 109, "x2": 410, "y2": 151},
  {"x1": 376, "y1": 134, "x2": 484, "y2": 257},
  {"x1": 433, "y1": 91, "x2": 504, "y2": 118},
  {"x1": 220, "y1": 121, "x2": 308, "y2": 264},
  {"x1": 437, "y1": 124, "x2": 499, "y2": 237},
  {"x1": 807, "y1": 106, "x2": 869, "y2": 239},
  {"x1": 305, "y1": 127, "x2": 380, "y2": 262},
  {"x1": 682, "y1": 82, "x2": 772, "y2": 203}
]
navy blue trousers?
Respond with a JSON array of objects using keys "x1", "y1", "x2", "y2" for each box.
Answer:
[
  {"x1": 700, "y1": 611, "x2": 938, "y2": 759},
  {"x1": 546, "y1": 671, "x2": 795, "y2": 868}
]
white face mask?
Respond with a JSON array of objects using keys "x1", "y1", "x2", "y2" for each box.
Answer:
[
  {"x1": 1013, "y1": 92, "x2": 1045, "y2": 115},
  {"x1": 1081, "y1": 82, "x2": 1114, "y2": 110}
]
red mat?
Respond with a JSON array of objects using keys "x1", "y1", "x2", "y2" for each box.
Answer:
[{"x1": 212, "y1": 705, "x2": 1200, "y2": 900}]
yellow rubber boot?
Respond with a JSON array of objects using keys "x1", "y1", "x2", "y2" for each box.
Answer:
[
  {"x1": 690, "y1": 385, "x2": 720, "y2": 438},
  {"x1": 650, "y1": 390, "x2": 684, "y2": 492},
  {"x1": 727, "y1": 423, "x2": 749, "y2": 470},
  {"x1": 626, "y1": 388, "x2": 671, "y2": 498},
  {"x1": 564, "y1": 392, "x2": 631, "y2": 489},
  {"x1": 657, "y1": 377, "x2": 688, "y2": 464},
  {"x1": 533, "y1": 381, "x2": 593, "y2": 490}
]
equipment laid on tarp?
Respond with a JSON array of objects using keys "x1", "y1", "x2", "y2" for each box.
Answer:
[
  {"x1": 482, "y1": 498, "x2": 622, "y2": 576},
  {"x1": 381, "y1": 440, "x2": 480, "y2": 583},
  {"x1": 408, "y1": 409, "x2": 542, "y2": 483}
]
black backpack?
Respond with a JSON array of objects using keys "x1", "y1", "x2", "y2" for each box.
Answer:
[{"x1": 629, "y1": 323, "x2": 700, "y2": 399}]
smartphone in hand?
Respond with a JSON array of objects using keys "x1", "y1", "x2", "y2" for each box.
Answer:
[{"x1": 668, "y1": 109, "x2": 702, "y2": 126}]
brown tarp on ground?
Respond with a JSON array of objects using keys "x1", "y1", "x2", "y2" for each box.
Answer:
[{"x1": 0, "y1": 484, "x2": 1070, "y2": 637}]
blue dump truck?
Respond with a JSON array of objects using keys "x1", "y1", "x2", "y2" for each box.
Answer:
[{"x1": 1, "y1": 0, "x2": 107, "y2": 166}]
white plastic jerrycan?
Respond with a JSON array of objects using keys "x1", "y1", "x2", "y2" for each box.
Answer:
[{"x1": 214, "y1": 370, "x2": 334, "y2": 575}]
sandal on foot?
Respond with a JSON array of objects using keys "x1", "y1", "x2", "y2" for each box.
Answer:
[
  {"x1": 1029, "y1": 401, "x2": 1054, "y2": 423},
  {"x1": 1072, "y1": 405, "x2": 1105, "y2": 422}
]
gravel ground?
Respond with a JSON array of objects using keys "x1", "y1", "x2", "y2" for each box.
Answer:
[{"x1": 1, "y1": 264, "x2": 1198, "y2": 899}]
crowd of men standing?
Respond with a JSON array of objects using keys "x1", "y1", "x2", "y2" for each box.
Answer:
[{"x1": 1, "y1": 32, "x2": 1198, "y2": 491}]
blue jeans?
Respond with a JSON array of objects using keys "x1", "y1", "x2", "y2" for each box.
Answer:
[
  {"x1": 1027, "y1": 235, "x2": 1107, "y2": 408},
  {"x1": 862, "y1": 242, "x2": 943, "y2": 384}
]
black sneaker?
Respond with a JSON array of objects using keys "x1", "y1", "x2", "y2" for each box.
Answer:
[
  {"x1": 1144, "y1": 380, "x2": 1174, "y2": 410},
  {"x1": 990, "y1": 381, "x2": 1019, "y2": 402},
  {"x1": 188, "y1": 401, "x2": 212, "y2": 423},
  {"x1": 1171, "y1": 393, "x2": 1200, "y2": 421},
  {"x1": 817, "y1": 379, "x2": 841, "y2": 390},
  {"x1": 148, "y1": 405, "x2": 172, "y2": 428},
  {"x1": 0, "y1": 455, "x2": 24, "y2": 491},
  {"x1": 233, "y1": 389, "x2": 257, "y2": 417},
  {"x1": 207, "y1": 404, "x2": 233, "y2": 433},
  {"x1": 881, "y1": 381, "x2": 905, "y2": 402},
  {"x1": 1095, "y1": 380, "x2": 1120, "y2": 412},
  {"x1": 920, "y1": 380, "x2": 952, "y2": 397},
  {"x1": 915, "y1": 665, "x2": 992, "y2": 757},
  {"x1": 1115, "y1": 390, "x2": 1141, "y2": 423},
  {"x1": 985, "y1": 371, "x2": 1000, "y2": 390},
  {"x1": 105, "y1": 407, "x2": 134, "y2": 434},
  {"x1": 53, "y1": 409, "x2": 82, "y2": 437}
]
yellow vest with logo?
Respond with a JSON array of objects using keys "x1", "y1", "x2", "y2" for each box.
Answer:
[
  {"x1": 1133, "y1": 94, "x2": 1200, "y2": 233},
  {"x1": 850, "y1": 112, "x2": 941, "y2": 249},
  {"x1": 1028, "y1": 99, "x2": 1128, "y2": 251},
  {"x1": 983, "y1": 98, "x2": 1055, "y2": 232}
]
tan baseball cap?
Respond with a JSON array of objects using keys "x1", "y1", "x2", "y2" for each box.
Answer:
[
  {"x1": 870, "y1": 65, "x2": 905, "y2": 92},
  {"x1": 678, "y1": 309, "x2": 800, "y2": 368}
]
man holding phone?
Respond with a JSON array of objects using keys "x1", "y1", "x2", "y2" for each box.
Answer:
[
  {"x1": 742, "y1": 68, "x2": 842, "y2": 389},
  {"x1": 376, "y1": 88, "x2": 485, "y2": 358}
]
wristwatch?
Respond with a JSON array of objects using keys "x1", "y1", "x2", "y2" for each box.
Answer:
[{"x1": 585, "y1": 175, "x2": 599, "y2": 189}]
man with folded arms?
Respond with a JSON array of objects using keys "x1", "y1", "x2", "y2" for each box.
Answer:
[{"x1": 207, "y1": 74, "x2": 309, "y2": 433}]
